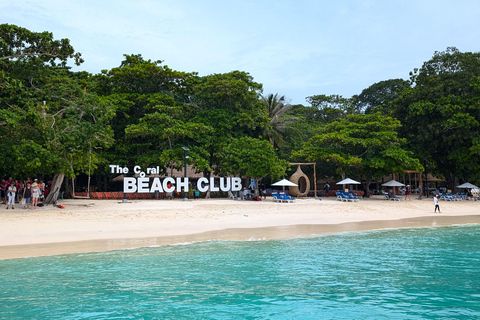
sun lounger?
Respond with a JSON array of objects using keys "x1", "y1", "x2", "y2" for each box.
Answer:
[
  {"x1": 337, "y1": 192, "x2": 357, "y2": 202},
  {"x1": 439, "y1": 193, "x2": 452, "y2": 201},
  {"x1": 272, "y1": 192, "x2": 295, "y2": 203},
  {"x1": 447, "y1": 193, "x2": 462, "y2": 201},
  {"x1": 348, "y1": 191, "x2": 361, "y2": 200},
  {"x1": 272, "y1": 192, "x2": 282, "y2": 202},
  {"x1": 384, "y1": 192, "x2": 402, "y2": 201},
  {"x1": 279, "y1": 193, "x2": 295, "y2": 203}
]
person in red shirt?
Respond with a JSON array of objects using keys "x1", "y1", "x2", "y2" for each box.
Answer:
[{"x1": 1, "y1": 178, "x2": 8, "y2": 204}]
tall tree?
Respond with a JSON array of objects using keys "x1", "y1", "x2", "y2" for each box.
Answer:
[
  {"x1": 91, "y1": 55, "x2": 196, "y2": 171},
  {"x1": 187, "y1": 71, "x2": 267, "y2": 175},
  {"x1": 305, "y1": 94, "x2": 355, "y2": 123},
  {"x1": 0, "y1": 23, "x2": 83, "y2": 66},
  {"x1": 294, "y1": 113, "x2": 422, "y2": 195},
  {"x1": 0, "y1": 25, "x2": 113, "y2": 204},
  {"x1": 218, "y1": 136, "x2": 287, "y2": 193},
  {"x1": 392, "y1": 47, "x2": 480, "y2": 186},
  {"x1": 261, "y1": 93, "x2": 297, "y2": 148},
  {"x1": 353, "y1": 78, "x2": 410, "y2": 114}
]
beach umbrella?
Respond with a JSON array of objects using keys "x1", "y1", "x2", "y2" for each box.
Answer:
[
  {"x1": 271, "y1": 179, "x2": 298, "y2": 187},
  {"x1": 336, "y1": 178, "x2": 360, "y2": 185},
  {"x1": 381, "y1": 180, "x2": 405, "y2": 187},
  {"x1": 272, "y1": 178, "x2": 298, "y2": 192},
  {"x1": 336, "y1": 178, "x2": 361, "y2": 192},
  {"x1": 456, "y1": 182, "x2": 479, "y2": 189}
]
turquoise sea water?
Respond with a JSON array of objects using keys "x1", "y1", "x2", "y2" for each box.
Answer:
[{"x1": 1, "y1": 225, "x2": 479, "y2": 320}]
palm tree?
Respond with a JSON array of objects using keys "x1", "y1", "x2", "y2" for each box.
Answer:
[{"x1": 261, "y1": 93, "x2": 297, "y2": 148}]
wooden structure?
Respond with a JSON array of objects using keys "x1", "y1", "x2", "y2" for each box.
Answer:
[{"x1": 288, "y1": 163, "x2": 317, "y2": 197}]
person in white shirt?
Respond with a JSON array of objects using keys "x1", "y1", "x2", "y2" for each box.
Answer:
[{"x1": 433, "y1": 194, "x2": 441, "y2": 213}]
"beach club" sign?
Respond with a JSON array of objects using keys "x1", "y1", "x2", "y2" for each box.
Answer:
[{"x1": 110, "y1": 165, "x2": 242, "y2": 193}]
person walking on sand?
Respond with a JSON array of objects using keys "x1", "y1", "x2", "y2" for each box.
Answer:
[{"x1": 434, "y1": 194, "x2": 441, "y2": 213}]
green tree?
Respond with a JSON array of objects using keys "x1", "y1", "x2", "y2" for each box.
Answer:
[
  {"x1": 261, "y1": 93, "x2": 297, "y2": 148},
  {"x1": 187, "y1": 71, "x2": 268, "y2": 175},
  {"x1": 0, "y1": 25, "x2": 113, "y2": 204},
  {"x1": 0, "y1": 23, "x2": 83, "y2": 66},
  {"x1": 392, "y1": 47, "x2": 480, "y2": 186},
  {"x1": 294, "y1": 113, "x2": 422, "y2": 195},
  {"x1": 124, "y1": 105, "x2": 213, "y2": 174},
  {"x1": 353, "y1": 78, "x2": 410, "y2": 114},
  {"x1": 218, "y1": 137, "x2": 287, "y2": 193},
  {"x1": 0, "y1": 68, "x2": 114, "y2": 204},
  {"x1": 91, "y1": 55, "x2": 196, "y2": 171},
  {"x1": 305, "y1": 94, "x2": 355, "y2": 123}
]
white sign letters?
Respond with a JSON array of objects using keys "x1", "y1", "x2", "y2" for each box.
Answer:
[{"x1": 110, "y1": 165, "x2": 242, "y2": 193}]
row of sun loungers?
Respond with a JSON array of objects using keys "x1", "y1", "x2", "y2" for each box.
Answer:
[
  {"x1": 383, "y1": 192, "x2": 403, "y2": 201},
  {"x1": 336, "y1": 192, "x2": 360, "y2": 202},
  {"x1": 272, "y1": 192, "x2": 295, "y2": 203},
  {"x1": 438, "y1": 193, "x2": 477, "y2": 201}
]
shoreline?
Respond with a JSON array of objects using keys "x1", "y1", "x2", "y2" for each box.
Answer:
[{"x1": 1, "y1": 197, "x2": 479, "y2": 260}]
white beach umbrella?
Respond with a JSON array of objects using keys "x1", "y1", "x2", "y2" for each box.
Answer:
[
  {"x1": 336, "y1": 178, "x2": 360, "y2": 185},
  {"x1": 456, "y1": 182, "x2": 479, "y2": 189},
  {"x1": 272, "y1": 178, "x2": 298, "y2": 192},
  {"x1": 381, "y1": 180, "x2": 405, "y2": 187},
  {"x1": 271, "y1": 179, "x2": 298, "y2": 187}
]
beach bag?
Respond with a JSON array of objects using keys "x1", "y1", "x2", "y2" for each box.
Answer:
[{"x1": 21, "y1": 198, "x2": 26, "y2": 206}]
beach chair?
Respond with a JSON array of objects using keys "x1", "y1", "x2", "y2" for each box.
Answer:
[
  {"x1": 439, "y1": 193, "x2": 451, "y2": 201},
  {"x1": 337, "y1": 192, "x2": 355, "y2": 202},
  {"x1": 279, "y1": 193, "x2": 295, "y2": 203},
  {"x1": 447, "y1": 193, "x2": 462, "y2": 201},
  {"x1": 348, "y1": 191, "x2": 361, "y2": 200},
  {"x1": 349, "y1": 191, "x2": 363, "y2": 199},
  {"x1": 341, "y1": 191, "x2": 358, "y2": 202},
  {"x1": 271, "y1": 192, "x2": 282, "y2": 203}
]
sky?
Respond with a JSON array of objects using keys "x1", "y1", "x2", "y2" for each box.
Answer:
[{"x1": 1, "y1": 0, "x2": 480, "y2": 105}]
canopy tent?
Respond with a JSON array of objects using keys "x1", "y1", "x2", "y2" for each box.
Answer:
[
  {"x1": 381, "y1": 180, "x2": 405, "y2": 187},
  {"x1": 336, "y1": 178, "x2": 360, "y2": 185},
  {"x1": 456, "y1": 182, "x2": 479, "y2": 189}
]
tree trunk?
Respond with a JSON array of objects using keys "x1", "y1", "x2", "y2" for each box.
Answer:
[
  {"x1": 364, "y1": 176, "x2": 372, "y2": 197},
  {"x1": 44, "y1": 173, "x2": 65, "y2": 206}
]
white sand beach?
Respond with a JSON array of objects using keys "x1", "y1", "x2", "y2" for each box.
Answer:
[{"x1": 1, "y1": 196, "x2": 479, "y2": 259}]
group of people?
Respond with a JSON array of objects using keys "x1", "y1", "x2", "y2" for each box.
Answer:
[{"x1": 1, "y1": 178, "x2": 46, "y2": 210}]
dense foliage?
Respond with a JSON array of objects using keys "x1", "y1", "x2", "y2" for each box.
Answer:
[{"x1": 1, "y1": 25, "x2": 479, "y2": 201}]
